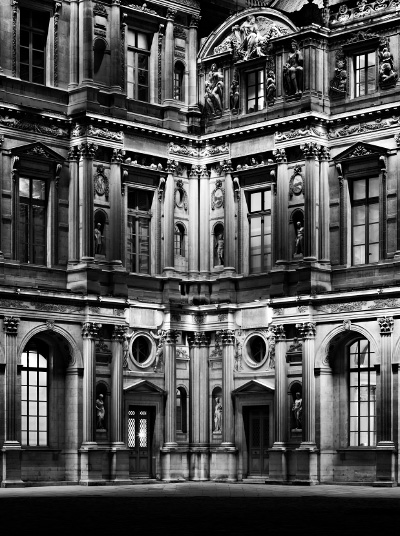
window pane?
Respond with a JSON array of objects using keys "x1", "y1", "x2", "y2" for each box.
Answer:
[
  {"x1": 20, "y1": 178, "x2": 30, "y2": 198},
  {"x1": 39, "y1": 402, "x2": 47, "y2": 416},
  {"x1": 369, "y1": 243, "x2": 379, "y2": 263},
  {"x1": 21, "y1": 386, "x2": 27, "y2": 400},
  {"x1": 39, "y1": 386, "x2": 47, "y2": 401},
  {"x1": 353, "y1": 180, "x2": 366, "y2": 200},
  {"x1": 32, "y1": 50, "x2": 45, "y2": 67},
  {"x1": 39, "y1": 432, "x2": 47, "y2": 446},
  {"x1": 352, "y1": 206, "x2": 365, "y2": 226},
  {"x1": 29, "y1": 371, "x2": 37, "y2": 386},
  {"x1": 137, "y1": 32, "x2": 149, "y2": 50},
  {"x1": 39, "y1": 416, "x2": 47, "y2": 431},
  {"x1": 353, "y1": 245, "x2": 365, "y2": 264},
  {"x1": 21, "y1": 431, "x2": 27, "y2": 445},
  {"x1": 37, "y1": 353, "x2": 47, "y2": 368},
  {"x1": 32, "y1": 32, "x2": 46, "y2": 51},
  {"x1": 248, "y1": 72, "x2": 255, "y2": 86},
  {"x1": 250, "y1": 192, "x2": 262, "y2": 213},
  {"x1": 32, "y1": 67, "x2": 45, "y2": 85},
  {"x1": 32, "y1": 180, "x2": 46, "y2": 200},
  {"x1": 368, "y1": 204, "x2": 379, "y2": 223},
  {"x1": 264, "y1": 190, "x2": 271, "y2": 210},
  {"x1": 29, "y1": 432, "x2": 37, "y2": 446},
  {"x1": 32, "y1": 10, "x2": 49, "y2": 32},
  {"x1": 20, "y1": 46, "x2": 29, "y2": 64},
  {"x1": 21, "y1": 402, "x2": 27, "y2": 415},
  {"x1": 369, "y1": 177, "x2": 379, "y2": 197},
  {"x1": 369, "y1": 222, "x2": 379, "y2": 243},
  {"x1": 29, "y1": 416, "x2": 37, "y2": 430}
]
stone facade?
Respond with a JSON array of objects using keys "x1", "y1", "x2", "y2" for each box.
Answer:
[{"x1": 0, "y1": 0, "x2": 400, "y2": 486}]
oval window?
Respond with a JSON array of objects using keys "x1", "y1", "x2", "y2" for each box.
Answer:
[
  {"x1": 247, "y1": 335, "x2": 266, "y2": 364},
  {"x1": 132, "y1": 336, "x2": 151, "y2": 365}
]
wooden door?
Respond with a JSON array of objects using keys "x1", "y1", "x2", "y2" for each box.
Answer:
[
  {"x1": 128, "y1": 406, "x2": 152, "y2": 477},
  {"x1": 248, "y1": 407, "x2": 269, "y2": 476}
]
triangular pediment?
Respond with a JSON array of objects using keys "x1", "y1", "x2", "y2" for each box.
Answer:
[
  {"x1": 124, "y1": 380, "x2": 165, "y2": 395},
  {"x1": 12, "y1": 142, "x2": 65, "y2": 161},
  {"x1": 232, "y1": 379, "x2": 275, "y2": 395},
  {"x1": 334, "y1": 142, "x2": 387, "y2": 162}
]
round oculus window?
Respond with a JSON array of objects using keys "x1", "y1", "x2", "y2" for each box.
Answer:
[
  {"x1": 245, "y1": 335, "x2": 268, "y2": 367},
  {"x1": 131, "y1": 335, "x2": 152, "y2": 366}
]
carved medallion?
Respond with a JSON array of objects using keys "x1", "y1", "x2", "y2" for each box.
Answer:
[
  {"x1": 211, "y1": 180, "x2": 225, "y2": 210},
  {"x1": 289, "y1": 166, "x2": 303, "y2": 197}
]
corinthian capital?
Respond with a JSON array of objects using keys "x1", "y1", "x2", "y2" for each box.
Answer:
[
  {"x1": 216, "y1": 329, "x2": 235, "y2": 346},
  {"x1": 378, "y1": 316, "x2": 394, "y2": 335},
  {"x1": 112, "y1": 324, "x2": 129, "y2": 342},
  {"x1": 273, "y1": 148, "x2": 287, "y2": 163},
  {"x1": 296, "y1": 322, "x2": 316, "y2": 339},
  {"x1": 270, "y1": 324, "x2": 286, "y2": 341},
  {"x1": 3, "y1": 316, "x2": 19, "y2": 335},
  {"x1": 162, "y1": 329, "x2": 178, "y2": 344},
  {"x1": 82, "y1": 322, "x2": 102, "y2": 339},
  {"x1": 301, "y1": 142, "x2": 319, "y2": 159}
]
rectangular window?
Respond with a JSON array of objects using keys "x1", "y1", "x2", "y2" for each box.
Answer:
[
  {"x1": 127, "y1": 188, "x2": 153, "y2": 274},
  {"x1": 19, "y1": 177, "x2": 47, "y2": 265},
  {"x1": 127, "y1": 30, "x2": 150, "y2": 102},
  {"x1": 354, "y1": 52, "x2": 376, "y2": 97},
  {"x1": 247, "y1": 69, "x2": 265, "y2": 113},
  {"x1": 248, "y1": 190, "x2": 272, "y2": 273},
  {"x1": 20, "y1": 7, "x2": 49, "y2": 85},
  {"x1": 351, "y1": 177, "x2": 379, "y2": 265},
  {"x1": 349, "y1": 339, "x2": 376, "y2": 447}
]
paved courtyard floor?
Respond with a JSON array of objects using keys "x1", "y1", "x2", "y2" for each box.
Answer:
[{"x1": 1, "y1": 482, "x2": 400, "y2": 535}]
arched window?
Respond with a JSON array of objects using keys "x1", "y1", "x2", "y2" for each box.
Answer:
[
  {"x1": 176, "y1": 387, "x2": 187, "y2": 433},
  {"x1": 174, "y1": 62, "x2": 185, "y2": 101},
  {"x1": 349, "y1": 338, "x2": 376, "y2": 446},
  {"x1": 21, "y1": 342, "x2": 48, "y2": 446},
  {"x1": 174, "y1": 224, "x2": 185, "y2": 257}
]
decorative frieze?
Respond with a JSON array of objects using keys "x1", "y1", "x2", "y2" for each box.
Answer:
[
  {"x1": 193, "y1": 313, "x2": 207, "y2": 325},
  {"x1": 93, "y1": 2, "x2": 108, "y2": 18},
  {"x1": 169, "y1": 142, "x2": 198, "y2": 157},
  {"x1": 330, "y1": 1, "x2": 397, "y2": 25},
  {"x1": 275, "y1": 127, "x2": 327, "y2": 142},
  {"x1": 174, "y1": 26, "x2": 187, "y2": 40},
  {"x1": 369, "y1": 298, "x2": 399, "y2": 309},
  {"x1": 328, "y1": 117, "x2": 400, "y2": 140},
  {"x1": 378, "y1": 316, "x2": 394, "y2": 334},
  {"x1": 82, "y1": 322, "x2": 102, "y2": 339},
  {"x1": 72, "y1": 124, "x2": 124, "y2": 142},
  {"x1": 3, "y1": 316, "x2": 20, "y2": 335},
  {"x1": 296, "y1": 322, "x2": 316, "y2": 339},
  {"x1": 123, "y1": 2, "x2": 158, "y2": 15},
  {"x1": 0, "y1": 115, "x2": 69, "y2": 138}
]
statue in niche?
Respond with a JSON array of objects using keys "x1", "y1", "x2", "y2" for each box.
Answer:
[
  {"x1": 94, "y1": 223, "x2": 103, "y2": 254},
  {"x1": 230, "y1": 78, "x2": 240, "y2": 112},
  {"x1": 295, "y1": 221, "x2": 304, "y2": 256},
  {"x1": 283, "y1": 41, "x2": 303, "y2": 97},
  {"x1": 266, "y1": 70, "x2": 276, "y2": 105},
  {"x1": 292, "y1": 392, "x2": 302, "y2": 430},
  {"x1": 215, "y1": 234, "x2": 224, "y2": 265},
  {"x1": 96, "y1": 394, "x2": 106, "y2": 429},
  {"x1": 214, "y1": 397, "x2": 222, "y2": 432},
  {"x1": 152, "y1": 330, "x2": 164, "y2": 372},
  {"x1": 204, "y1": 64, "x2": 224, "y2": 117}
]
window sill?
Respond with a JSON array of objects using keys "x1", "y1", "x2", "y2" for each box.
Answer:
[
  {"x1": 337, "y1": 447, "x2": 376, "y2": 452},
  {"x1": 21, "y1": 447, "x2": 61, "y2": 452}
]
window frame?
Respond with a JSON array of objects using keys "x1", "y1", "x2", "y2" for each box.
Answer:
[
  {"x1": 174, "y1": 223, "x2": 185, "y2": 257},
  {"x1": 19, "y1": 5, "x2": 50, "y2": 85},
  {"x1": 348, "y1": 338, "x2": 376, "y2": 447},
  {"x1": 126, "y1": 29, "x2": 151, "y2": 102},
  {"x1": 247, "y1": 188, "x2": 272, "y2": 274},
  {"x1": 21, "y1": 342, "x2": 48, "y2": 447},
  {"x1": 126, "y1": 187, "x2": 154, "y2": 275},
  {"x1": 246, "y1": 67, "x2": 265, "y2": 113},
  {"x1": 353, "y1": 50, "x2": 377, "y2": 98}
]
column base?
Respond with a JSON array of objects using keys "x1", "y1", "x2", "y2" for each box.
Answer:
[
  {"x1": 160, "y1": 445, "x2": 189, "y2": 482},
  {"x1": 293, "y1": 447, "x2": 319, "y2": 485},
  {"x1": 374, "y1": 441, "x2": 396, "y2": 486},
  {"x1": 109, "y1": 447, "x2": 130, "y2": 482},
  {"x1": 189, "y1": 446, "x2": 210, "y2": 481},
  {"x1": 79, "y1": 448, "x2": 105, "y2": 485},
  {"x1": 267, "y1": 445, "x2": 287, "y2": 483},
  {"x1": 1, "y1": 442, "x2": 23, "y2": 488},
  {"x1": 210, "y1": 446, "x2": 237, "y2": 482}
]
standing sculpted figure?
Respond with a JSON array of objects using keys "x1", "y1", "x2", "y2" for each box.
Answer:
[
  {"x1": 214, "y1": 397, "x2": 223, "y2": 432},
  {"x1": 283, "y1": 41, "x2": 303, "y2": 96},
  {"x1": 216, "y1": 234, "x2": 224, "y2": 265},
  {"x1": 295, "y1": 221, "x2": 304, "y2": 255},
  {"x1": 292, "y1": 392, "x2": 302, "y2": 429},
  {"x1": 94, "y1": 223, "x2": 103, "y2": 254},
  {"x1": 96, "y1": 394, "x2": 106, "y2": 429}
]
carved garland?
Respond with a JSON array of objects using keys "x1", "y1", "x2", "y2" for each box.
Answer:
[
  {"x1": 158, "y1": 25, "x2": 164, "y2": 104},
  {"x1": 174, "y1": 179, "x2": 188, "y2": 211},
  {"x1": 12, "y1": 0, "x2": 18, "y2": 77},
  {"x1": 120, "y1": 15, "x2": 127, "y2": 90},
  {"x1": 211, "y1": 179, "x2": 225, "y2": 210},
  {"x1": 54, "y1": 2, "x2": 61, "y2": 87}
]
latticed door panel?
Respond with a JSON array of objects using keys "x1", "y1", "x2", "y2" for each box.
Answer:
[
  {"x1": 248, "y1": 407, "x2": 270, "y2": 476},
  {"x1": 128, "y1": 406, "x2": 152, "y2": 477}
]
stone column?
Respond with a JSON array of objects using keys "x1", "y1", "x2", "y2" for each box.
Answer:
[
  {"x1": 0, "y1": 138, "x2": 4, "y2": 259},
  {"x1": 210, "y1": 330, "x2": 237, "y2": 481},
  {"x1": 199, "y1": 166, "x2": 210, "y2": 276},
  {"x1": 268, "y1": 325, "x2": 288, "y2": 482},
  {"x1": 78, "y1": 143, "x2": 97, "y2": 261},
  {"x1": 163, "y1": 330, "x2": 178, "y2": 446},
  {"x1": 319, "y1": 146, "x2": 330, "y2": 264},
  {"x1": 301, "y1": 143, "x2": 320, "y2": 262},
  {"x1": 64, "y1": 366, "x2": 80, "y2": 482},
  {"x1": 81, "y1": 322, "x2": 101, "y2": 446},
  {"x1": 164, "y1": 9, "x2": 176, "y2": 102},
  {"x1": 188, "y1": 165, "x2": 200, "y2": 276},
  {"x1": 376, "y1": 317, "x2": 395, "y2": 485},
  {"x1": 163, "y1": 161, "x2": 176, "y2": 272},
  {"x1": 80, "y1": 322, "x2": 104, "y2": 484},
  {"x1": 294, "y1": 322, "x2": 318, "y2": 484},
  {"x1": 68, "y1": 0, "x2": 79, "y2": 88},
  {"x1": 274, "y1": 149, "x2": 289, "y2": 264},
  {"x1": 188, "y1": 332, "x2": 210, "y2": 481},
  {"x1": 68, "y1": 147, "x2": 79, "y2": 264},
  {"x1": 79, "y1": 0, "x2": 94, "y2": 84},
  {"x1": 1, "y1": 317, "x2": 23, "y2": 487},
  {"x1": 110, "y1": 150, "x2": 123, "y2": 265},
  {"x1": 223, "y1": 162, "x2": 236, "y2": 272},
  {"x1": 188, "y1": 15, "x2": 200, "y2": 109},
  {"x1": 110, "y1": 0, "x2": 121, "y2": 91},
  {"x1": 110, "y1": 324, "x2": 129, "y2": 482}
]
